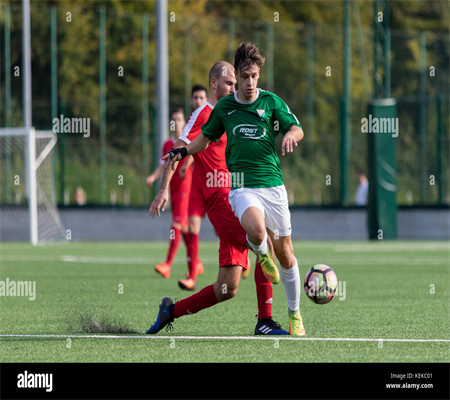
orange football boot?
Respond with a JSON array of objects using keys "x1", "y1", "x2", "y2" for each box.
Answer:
[
  {"x1": 155, "y1": 262, "x2": 171, "y2": 278},
  {"x1": 185, "y1": 260, "x2": 204, "y2": 279},
  {"x1": 178, "y1": 277, "x2": 197, "y2": 291},
  {"x1": 196, "y1": 260, "x2": 204, "y2": 276}
]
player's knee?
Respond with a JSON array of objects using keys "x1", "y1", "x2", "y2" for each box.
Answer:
[
  {"x1": 173, "y1": 222, "x2": 183, "y2": 230},
  {"x1": 222, "y1": 286, "x2": 238, "y2": 301},
  {"x1": 188, "y1": 222, "x2": 199, "y2": 234},
  {"x1": 247, "y1": 227, "x2": 266, "y2": 246},
  {"x1": 188, "y1": 217, "x2": 201, "y2": 234}
]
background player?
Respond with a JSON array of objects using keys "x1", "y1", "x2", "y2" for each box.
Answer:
[
  {"x1": 146, "y1": 108, "x2": 193, "y2": 278},
  {"x1": 190, "y1": 84, "x2": 207, "y2": 110},
  {"x1": 178, "y1": 85, "x2": 208, "y2": 285},
  {"x1": 147, "y1": 61, "x2": 287, "y2": 336},
  {"x1": 166, "y1": 43, "x2": 306, "y2": 336}
]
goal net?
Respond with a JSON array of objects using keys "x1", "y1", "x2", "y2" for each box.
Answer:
[{"x1": 0, "y1": 127, "x2": 66, "y2": 244}]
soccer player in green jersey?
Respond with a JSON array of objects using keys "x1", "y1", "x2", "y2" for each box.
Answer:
[{"x1": 167, "y1": 43, "x2": 305, "y2": 336}]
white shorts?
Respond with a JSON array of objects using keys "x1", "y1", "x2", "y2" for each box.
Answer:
[{"x1": 228, "y1": 185, "x2": 292, "y2": 237}]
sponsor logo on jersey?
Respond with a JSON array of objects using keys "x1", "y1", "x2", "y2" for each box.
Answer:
[{"x1": 232, "y1": 124, "x2": 266, "y2": 140}]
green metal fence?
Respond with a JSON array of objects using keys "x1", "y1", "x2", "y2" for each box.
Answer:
[{"x1": 1, "y1": 3, "x2": 448, "y2": 206}]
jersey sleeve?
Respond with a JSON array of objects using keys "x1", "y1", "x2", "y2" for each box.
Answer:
[
  {"x1": 180, "y1": 107, "x2": 207, "y2": 145},
  {"x1": 159, "y1": 140, "x2": 172, "y2": 165},
  {"x1": 201, "y1": 106, "x2": 225, "y2": 142},
  {"x1": 272, "y1": 95, "x2": 302, "y2": 134}
]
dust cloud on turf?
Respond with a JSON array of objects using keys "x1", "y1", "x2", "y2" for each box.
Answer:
[
  {"x1": 58, "y1": 263, "x2": 141, "y2": 335},
  {"x1": 62, "y1": 299, "x2": 141, "y2": 334},
  {"x1": 72, "y1": 312, "x2": 140, "y2": 334}
]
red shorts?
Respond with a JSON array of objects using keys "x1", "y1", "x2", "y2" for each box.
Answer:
[
  {"x1": 207, "y1": 190, "x2": 249, "y2": 268},
  {"x1": 188, "y1": 168, "x2": 206, "y2": 218},
  {"x1": 170, "y1": 188, "x2": 190, "y2": 227}
]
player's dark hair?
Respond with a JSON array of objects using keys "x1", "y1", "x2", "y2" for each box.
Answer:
[
  {"x1": 171, "y1": 108, "x2": 184, "y2": 119},
  {"x1": 191, "y1": 84, "x2": 207, "y2": 97},
  {"x1": 234, "y1": 42, "x2": 265, "y2": 74}
]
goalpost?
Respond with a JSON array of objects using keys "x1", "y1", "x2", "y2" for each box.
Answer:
[
  {"x1": 0, "y1": 0, "x2": 65, "y2": 244},
  {"x1": 0, "y1": 128, "x2": 66, "y2": 244}
]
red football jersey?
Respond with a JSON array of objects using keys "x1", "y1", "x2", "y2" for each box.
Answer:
[
  {"x1": 160, "y1": 136, "x2": 192, "y2": 192},
  {"x1": 179, "y1": 102, "x2": 229, "y2": 211}
]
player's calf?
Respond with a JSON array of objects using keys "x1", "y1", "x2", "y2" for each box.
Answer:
[
  {"x1": 213, "y1": 265, "x2": 241, "y2": 302},
  {"x1": 268, "y1": 231, "x2": 296, "y2": 269}
]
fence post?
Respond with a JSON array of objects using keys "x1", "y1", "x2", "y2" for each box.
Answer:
[
  {"x1": 51, "y1": 6, "x2": 58, "y2": 200},
  {"x1": 307, "y1": 25, "x2": 314, "y2": 201},
  {"x1": 228, "y1": 18, "x2": 235, "y2": 63},
  {"x1": 266, "y1": 23, "x2": 274, "y2": 92},
  {"x1": 384, "y1": 0, "x2": 391, "y2": 97},
  {"x1": 60, "y1": 100, "x2": 66, "y2": 205},
  {"x1": 5, "y1": 4, "x2": 12, "y2": 202},
  {"x1": 150, "y1": 101, "x2": 157, "y2": 202},
  {"x1": 419, "y1": 32, "x2": 427, "y2": 203},
  {"x1": 184, "y1": 17, "x2": 191, "y2": 117},
  {"x1": 99, "y1": 7, "x2": 107, "y2": 205},
  {"x1": 437, "y1": 95, "x2": 443, "y2": 205},
  {"x1": 341, "y1": 0, "x2": 351, "y2": 205},
  {"x1": 142, "y1": 14, "x2": 150, "y2": 204}
]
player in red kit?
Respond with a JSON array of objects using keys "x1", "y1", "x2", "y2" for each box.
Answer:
[
  {"x1": 146, "y1": 108, "x2": 193, "y2": 279},
  {"x1": 147, "y1": 61, "x2": 288, "y2": 335},
  {"x1": 179, "y1": 84, "x2": 251, "y2": 290},
  {"x1": 178, "y1": 85, "x2": 208, "y2": 284}
]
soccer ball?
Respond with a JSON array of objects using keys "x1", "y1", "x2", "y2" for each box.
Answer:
[{"x1": 304, "y1": 264, "x2": 337, "y2": 304}]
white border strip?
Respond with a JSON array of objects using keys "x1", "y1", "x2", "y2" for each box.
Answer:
[{"x1": 0, "y1": 334, "x2": 449, "y2": 342}]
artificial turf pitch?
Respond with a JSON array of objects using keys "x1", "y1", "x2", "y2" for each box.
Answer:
[{"x1": 0, "y1": 241, "x2": 449, "y2": 363}]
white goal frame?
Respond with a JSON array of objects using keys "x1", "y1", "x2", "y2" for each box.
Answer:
[{"x1": 0, "y1": 127, "x2": 59, "y2": 245}]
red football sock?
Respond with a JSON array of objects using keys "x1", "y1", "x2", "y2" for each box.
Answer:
[
  {"x1": 186, "y1": 233, "x2": 199, "y2": 280},
  {"x1": 173, "y1": 284, "x2": 218, "y2": 318},
  {"x1": 165, "y1": 226, "x2": 181, "y2": 266},
  {"x1": 255, "y1": 261, "x2": 273, "y2": 320},
  {"x1": 182, "y1": 230, "x2": 189, "y2": 246}
]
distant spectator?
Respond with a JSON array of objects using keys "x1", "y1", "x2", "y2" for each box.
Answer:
[
  {"x1": 355, "y1": 169, "x2": 368, "y2": 206},
  {"x1": 74, "y1": 186, "x2": 86, "y2": 206}
]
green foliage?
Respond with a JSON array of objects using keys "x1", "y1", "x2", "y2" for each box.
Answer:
[{"x1": 0, "y1": 0, "x2": 448, "y2": 205}]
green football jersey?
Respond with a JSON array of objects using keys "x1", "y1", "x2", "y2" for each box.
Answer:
[{"x1": 201, "y1": 88, "x2": 302, "y2": 189}]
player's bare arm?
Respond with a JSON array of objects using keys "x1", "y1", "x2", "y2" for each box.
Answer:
[
  {"x1": 146, "y1": 164, "x2": 164, "y2": 187},
  {"x1": 281, "y1": 125, "x2": 304, "y2": 156},
  {"x1": 149, "y1": 138, "x2": 187, "y2": 218}
]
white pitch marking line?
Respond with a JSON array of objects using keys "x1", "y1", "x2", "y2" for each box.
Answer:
[
  {"x1": 0, "y1": 334, "x2": 449, "y2": 342},
  {"x1": 0, "y1": 255, "x2": 447, "y2": 266}
]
